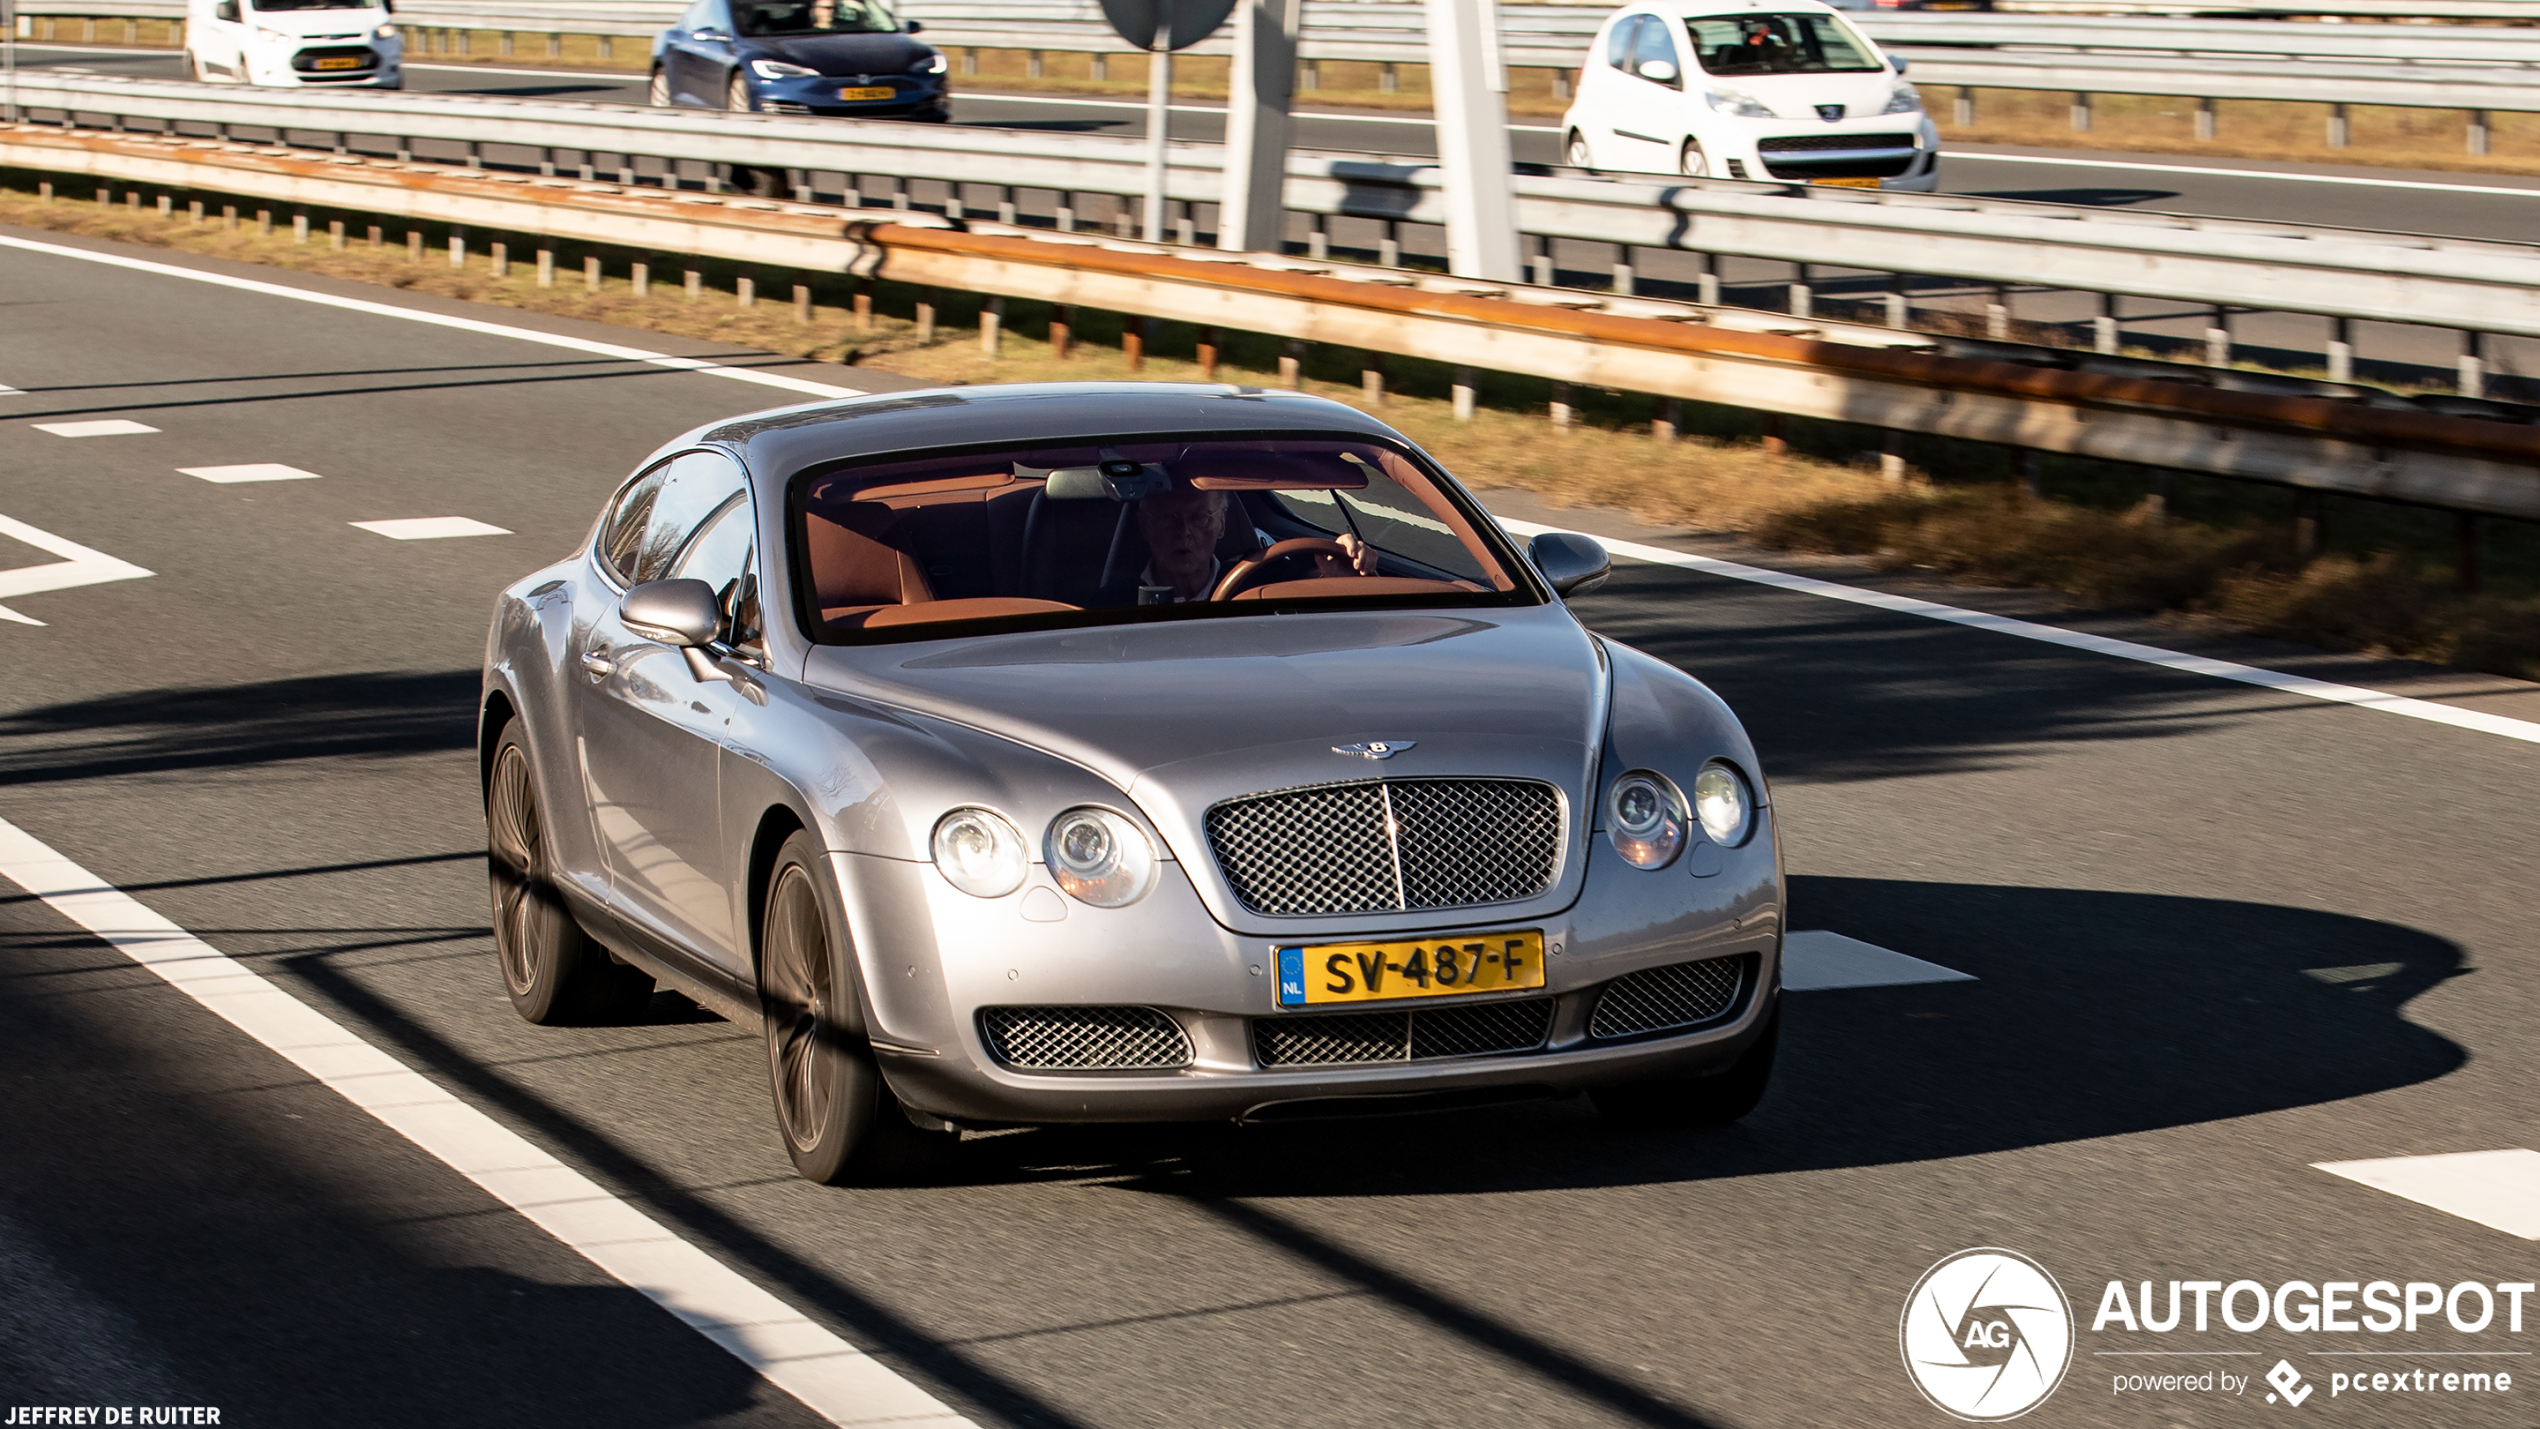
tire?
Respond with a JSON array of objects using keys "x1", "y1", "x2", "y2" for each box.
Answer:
[
  {"x1": 1591, "y1": 1002, "x2": 1778, "y2": 1127},
  {"x1": 725, "y1": 71, "x2": 753, "y2": 112},
  {"x1": 1565, "y1": 129, "x2": 1594, "y2": 171},
  {"x1": 486, "y1": 719, "x2": 654, "y2": 1025},
  {"x1": 759, "y1": 831, "x2": 953, "y2": 1185},
  {"x1": 648, "y1": 67, "x2": 670, "y2": 106},
  {"x1": 1679, "y1": 138, "x2": 1710, "y2": 179}
]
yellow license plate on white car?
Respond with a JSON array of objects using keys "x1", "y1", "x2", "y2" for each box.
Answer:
[
  {"x1": 1275, "y1": 930, "x2": 1546, "y2": 1007},
  {"x1": 315, "y1": 55, "x2": 364, "y2": 69},
  {"x1": 838, "y1": 85, "x2": 894, "y2": 101},
  {"x1": 1813, "y1": 176, "x2": 1882, "y2": 188}
]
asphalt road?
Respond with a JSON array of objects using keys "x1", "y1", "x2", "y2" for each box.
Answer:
[{"x1": 6, "y1": 222, "x2": 2540, "y2": 1428}]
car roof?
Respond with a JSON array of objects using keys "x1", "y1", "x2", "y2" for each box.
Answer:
[
  {"x1": 697, "y1": 383, "x2": 1413, "y2": 481},
  {"x1": 1658, "y1": 0, "x2": 1845, "y2": 15}
]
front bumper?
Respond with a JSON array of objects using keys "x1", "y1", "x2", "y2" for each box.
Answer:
[
  {"x1": 1722, "y1": 114, "x2": 1939, "y2": 189},
  {"x1": 837, "y1": 814, "x2": 1784, "y2": 1124},
  {"x1": 251, "y1": 41, "x2": 402, "y2": 86},
  {"x1": 752, "y1": 72, "x2": 947, "y2": 118}
]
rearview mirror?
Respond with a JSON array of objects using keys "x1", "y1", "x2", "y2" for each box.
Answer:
[
  {"x1": 620, "y1": 579, "x2": 733, "y2": 682},
  {"x1": 1527, "y1": 531, "x2": 1611, "y2": 597},
  {"x1": 1636, "y1": 58, "x2": 1678, "y2": 84}
]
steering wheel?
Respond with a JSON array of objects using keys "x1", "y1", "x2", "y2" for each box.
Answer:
[{"x1": 1212, "y1": 538, "x2": 1352, "y2": 601}]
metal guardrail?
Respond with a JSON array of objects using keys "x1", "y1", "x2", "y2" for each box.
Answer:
[
  {"x1": 7, "y1": 120, "x2": 2536, "y2": 521},
  {"x1": 11, "y1": 70, "x2": 2540, "y2": 353}
]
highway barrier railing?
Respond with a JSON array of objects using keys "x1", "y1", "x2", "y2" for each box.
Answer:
[{"x1": 5, "y1": 116, "x2": 2537, "y2": 525}]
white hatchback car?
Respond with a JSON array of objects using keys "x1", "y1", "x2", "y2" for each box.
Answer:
[
  {"x1": 1561, "y1": 0, "x2": 1938, "y2": 190},
  {"x1": 184, "y1": 0, "x2": 404, "y2": 88}
]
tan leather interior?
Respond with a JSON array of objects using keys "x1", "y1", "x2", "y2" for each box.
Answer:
[
  {"x1": 1230, "y1": 576, "x2": 1479, "y2": 601},
  {"x1": 841, "y1": 597, "x2": 1081, "y2": 629},
  {"x1": 805, "y1": 510, "x2": 936, "y2": 612}
]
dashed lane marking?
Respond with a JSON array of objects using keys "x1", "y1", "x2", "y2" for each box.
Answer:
[
  {"x1": 2316, "y1": 1150, "x2": 2540, "y2": 1241},
  {"x1": 0, "y1": 513, "x2": 153, "y2": 626},
  {"x1": 1783, "y1": 931, "x2": 1975, "y2": 991},
  {"x1": 0, "y1": 813, "x2": 975, "y2": 1429},
  {"x1": 179, "y1": 463, "x2": 323, "y2": 484},
  {"x1": 32, "y1": 419, "x2": 160, "y2": 437},
  {"x1": 0, "y1": 234, "x2": 869, "y2": 402},
  {"x1": 1495, "y1": 517, "x2": 2540, "y2": 748},
  {"x1": 351, "y1": 517, "x2": 511, "y2": 540}
]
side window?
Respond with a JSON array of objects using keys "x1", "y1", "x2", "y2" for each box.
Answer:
[
  {"x1": 1606, "y1": 14, "x2": 1641, "y2": 70},
  {"x1": 668, "y1": 496, "x2": 762, "y2": 649},
  {"x1": 1633, "y1": 16, "x2": 1681, "y2": 82},
  {"x1": 597, "y1": 464, "x2": 668, "y2": 584},
  {"x1": 630, "y1": 450, "x2": 748, "y2": 585}
]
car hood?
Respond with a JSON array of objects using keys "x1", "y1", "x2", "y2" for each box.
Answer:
[
  {"x1": 745, "y1": 31, "x2": 930, "y2": 75},
  {"x1": 1702, "y1": 67, "x2": 1906, "y2": 118},
  {"x1": 800, "y1": 607, "x2": 1610, "y2": 928}
]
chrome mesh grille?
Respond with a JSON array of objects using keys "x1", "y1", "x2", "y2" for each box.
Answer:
[
  {"x1": 979, "y1": 1006, "x2": 1192, "y2": 1070},
  {"x1": 1254, "y1": 998, "x2": 1553, "y2": 1066},
  {"x1": 1588, "y1": 956, "x2": 1749, "y2": 1040},
  {"x1": 1206, "y1": 778, "x2": 1561, "y2": 917}
]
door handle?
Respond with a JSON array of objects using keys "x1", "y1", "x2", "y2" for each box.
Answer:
[{"x1": 580, "y1": 649, "x2": 614, "y2": 678}]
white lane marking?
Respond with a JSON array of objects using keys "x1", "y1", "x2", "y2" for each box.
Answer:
[
  {"x1": 0, "y1": 384, "x2": 23, "y2": 396},
  {"x1": 0, "y1": 812, "x2": 975, "y2": 1428},
  {"x1": 179, "y1": 462, "x2": 323, "y2": 484},
  {"x1": 0, "y1": 235, "x2": 869, "y2": 402},
  {"x1": 352, "y1": 517, "x2": 511, "y2": 540},
  {"x1": 1945, "y1": 150, "x2": 2540, "y2": 201},
  {"x1": 32, "y1": 419, "x2": 160, "y2": 437},
  {"x1": 0, "y1": 512, "x2": 154, "y2": 626},
  {"x1": 1496, "y1": 517, "x2": 2540, "y2": 748},
  {"x1": 1783, "y1": 930, "x2": 1974, "y2": 991},
  {"x1": 2316, "y1": 1150, "x2": 2540, "y2": 1241}
]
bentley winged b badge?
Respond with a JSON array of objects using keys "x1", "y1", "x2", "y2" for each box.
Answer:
[{"x1": 1333, "y1": 740, "x2": 1416, "y2": 760}]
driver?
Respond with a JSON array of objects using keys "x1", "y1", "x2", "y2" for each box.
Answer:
[{"x1": 1129, "y1": 485, "x2": 1376, "y2": 603}]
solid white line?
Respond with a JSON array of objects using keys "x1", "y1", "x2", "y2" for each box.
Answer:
[
  {"x1": 2316, "y1": 1150, "x2": 2540, "y2": 1241},
  {"x1": 0, "y1": 235, "x2": 869, "y2": 402},
  {"x1": 0, "y1": 511, "x2": 155, "y2": 626},
  {"x1": 1495, "y1": 517, "x2": 2540, "y2": 747},
  {"x1": 1782, "y1": 930, "x2": 1973, "y2": 991},
  {"x1": 1945, "y1": 150, "x2": 2540, "y2": 201},
  {"x1": 0, "y1": 812, "x2": 973, "y2": 1428}
]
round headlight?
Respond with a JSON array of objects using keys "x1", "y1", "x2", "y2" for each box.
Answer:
[
  {"x1": 1693, "y1": 761, "x2": 1753, "y2": 847},
  {"x1": 1044, "y1": 807, "x2": 1157, "y2": 908},
  {"x1": 1606, "y1": 771, "x2": 1685, "y2": 870},
  {"x1": 931, "y1": 808, "x2": 1026, "y2": 898}
]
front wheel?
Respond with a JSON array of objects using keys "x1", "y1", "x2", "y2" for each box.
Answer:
[
  {"x1": 648, "y1": 67, "x2": 670, "y2": 106},
  {"x1": 759, "y1": 832, "x2": 952, "y2": 1185},
  {"x1": 725, "y1": 71, "x2": 753, "y2": 112},
  {"x1": 486, "y1": 719, "x2": 653, "y2": 1025},
  {"x1": 1565, "y1": 128, "x2": 1594, "y2": 171},
  {"x1": 1592, "y1": 1002, "x2": 1778, "y2": 1127},
  {"x1": 1679, "y1": 138, "x2": 1710, "y2": 178}
]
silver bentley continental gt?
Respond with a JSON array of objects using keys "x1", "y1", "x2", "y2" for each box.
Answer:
[{"x1": 480, "y1": 382, "x2": 1784, "y2": 1183}]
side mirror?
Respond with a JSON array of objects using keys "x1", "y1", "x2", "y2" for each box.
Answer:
[
  {"x1": 1527, "y1": 531, "x2": 1611, "y2": 598},
  {"x1": 905, "y1": 18, "x2": 924, "y2": 32},
  {"x1": 620, "y1": 578, "x2": 733, "y2": 682},
  {"x1": 215, "y1": 0, "x2": 238, "y2": 21},
  {"x1": 1636, "y1": 58, "x2": 1678, "y2": 84},
  {"x1": 1892, "y1": 56, "x2": 1909, "y2": 73}
]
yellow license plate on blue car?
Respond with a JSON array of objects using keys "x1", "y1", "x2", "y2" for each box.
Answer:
[
  {"x1": 838, "y1": 85, "x2": 894, "y2": 101},
  {"x1": 1276, "y1": 930, "x2": 1546, "y2": 1007}
]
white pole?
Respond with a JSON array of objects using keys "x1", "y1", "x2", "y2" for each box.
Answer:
[
  {"x1": 1424, "y1": 0, "x2": 1521, "y2": 281},
  {"x1": 1142, "y1": 14, "x2": 1172, "y2": 244},
  {"x1": 1219, "y1": 0, "x2": 1300, "y2": 253},
  {"x1": 4, "y1": 0, "x2": 17, "y2": 125}
]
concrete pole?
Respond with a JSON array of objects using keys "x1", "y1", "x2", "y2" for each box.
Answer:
[
  {"x1": 1424, "y1": 0, "x2": 1521, "y2": 282},
  {"x1": 1219, "y1": 0, "x2": 1301, "y2": 253},
  {"x1": 1141, "y1": 13, "x2": 1173, "y2": 244}
]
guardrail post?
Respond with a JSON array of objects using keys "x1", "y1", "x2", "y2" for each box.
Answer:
[
  {"x1": 982, "y1": 296, "x2": 1003, "y2": 357},
  {"x1": 2327, "y1": 317, "x2": 2353, "y2": 384},
  {"x1": 1696, "y1": 255, "x2": 1718, "y2": 308},
  {"x1": 2196, "y1": 97, "x2": 2215, "y2": 142},
  {"x1": 1986, "y1": 288, "x2": 2009, "y2": 341},
  {"x1": 365, "y1": 223, "x2": 380, "y2": 247},
  {"x1": 1198, "y1": 328, "x2": 1221, "y2": 381},
  {"x1": 1380, "y1": 62, "x2": 1397, "y2": 93},
  {"x1": 537, "y1": 248, "x2": 554, "y2": 287},
  {"x1": 998, "y1": 189, "x2": 1017, "y2": 225},
  {"x1": 223, "y1": 203, "x2": 239, "y2": 231},
  {"x1": 737, "y1": 275, "x2": 755, "y2": 308},
  {"x1": 1028, "y1": 49, "x2": 1043, "y2": 79},
  {"x1": 1288, "y1": 341, "x2": 1310, "y2": 389},
  {"x1": 853, "y1": 286, "x2": 873, "y2": 331},
  {"x1": 546, "y1": 33, "x2": 560, "y2": 59},
  {"x1": 916, "y1": 293, "x2": 936, "y2": 344},
  {"x1": 1093, "y1": 54, "x2": 1108, "y2": 81},
  {"x1": 1884, "y1": 280, "x2": 1908, "y2": 330},
  {"x1": 188, "y1": 199, "x2": 203, "y2": 225},
  {"x1": 2294, "y1": 489, "x2": 2323, "y2": 556},
  {"x1": 1612, "y1": 251, "x2": 1633, "y2": 297},
  {"x1": 961, "y1": 48, "x2": 977, "y2": 77},
  {"x1": 448, "y1": 233, "x2": 465, "y2": 268},
  {"x1": 256, "y1": 208, "x2": 272, "y2": 236},
  {"x1": 1050, "y1": 304, "x2": 1073, "y2": 357},
  {"x1": 2327, "y1": 103, "x2": 2349, "y2": 149},
  {"x1": 2093, "y1": 293, "x2": 2117, "y2": 355},
  {"x1": 491, "y1": 240, "x2": 507, "y2": 278},
  {"x1": 1529, "y1": 236, "x2": 1552, "y2": 287},
  {"x1": 292, "y1": 212, "x2": 307, "y2": 244},
  {"x1": 465, "y1": 141, "x2": 481, "y2": 170},
  {"x1": 1362, "y1": 352, "x2": 1386, "y2": 404},
  {"x1": 2069, "y1": 92, "x2": 2090, "y2": 134},
  {"x1": 1880, "y1": 431, "x2": 1904, "y2": 482},
  {"x1": 1549, "y1": 381, "x2": 1572, "y2": 429},
  {"x1": 2205, "y1": 309, "x2": 2230, "y2": 367},
  {"x1": 598, "y1": 36, "x2": 612, "y2": 60},
  {"x1": 1056, "y1": 193, "x2": 1075, "y2": 232},
  {"x1": 685, "y1": 269, "x2": 701, "y2": 301},
  {"x1": 585, "y1": 256, "x2": 601, "y2": 293},
  {"x1": 1380, "y1": 222, "x2": 1400, "y2": 267},
  {"x1": 406, "y1": 229, "x2": 421, "y2": 260},
  {"x1": 1302, "y1": 59, "x2": 1318, "y2": 91},
  {"x1": 1953, "y1": 87, "x2": 1973, "y2": 128},
  {"x1": 2468, "y1": 110, "x2": 2490, "y2": 157},
  {"x1": 538, "y1": 148, "x2": 555, "y2": 178},
  {"x1": 1654, "y1": 397, "x2": 1678, "y2": 444},
  {"x1": 2458, "y1": 332, "x2": 2486, "y2": 399},
  {"x1": 1789, "y1": 264, "x2": 1811, "y2": 321},
  {"x1": 1124, "y1": 315, "x2": 1146, "y2": 370},
  {"x1": 632, "y1": 261, "x2": 648, "y2": 297},
  {"x1": 794, "y1": 283, "x2": 812, "y2": 325},
  {"x1": 1308, "y1": 216, "x2": 1328, "y2": 260},
  {"x1": 499, "y1": 30, "x2": 513, "y2": 57}
]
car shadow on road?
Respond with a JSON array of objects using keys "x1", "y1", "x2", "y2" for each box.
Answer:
[
  {"x1": 0, "y1": 671, "x2": 478, "y2": 786},
  {"x1": 1962, "y1": 187, "x2": 2181, "y2": 207}
]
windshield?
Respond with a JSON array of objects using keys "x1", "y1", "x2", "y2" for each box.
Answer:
[
  {"x1": 732, "y1": 0, "x2": 898, "y2": 36},
  {"x1": 793, "y1": 436, "x2": 1529, "y2": 643},
  {"x1": 1686, "y1": 13, "x2": 1881, "y2": 75},
  {"x1": 250, "y1": 0, "x2": 371, "y2": 11}
]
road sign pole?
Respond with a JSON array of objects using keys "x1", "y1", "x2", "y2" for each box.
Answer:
[
  {"x1": 4, "y1": 0, "x2": 17, "y2": 125},
  {"x1": 1219, "y1": 0, "x2": 1300, "y2": 253},
  {"x1": 1142, "y1": 13, "x2": 1172, "y2": 243},
  {"x1": 1424, "y1": 0, "x2": 1522, "y2": 281}
]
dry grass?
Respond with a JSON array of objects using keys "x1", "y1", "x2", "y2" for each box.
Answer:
[
  {"x1": 7, "y1": 178, "x2": 2531, "y2": 679},
  {"x1": 1938, "y1": 88, "x2": 2540, "y2": 180}
]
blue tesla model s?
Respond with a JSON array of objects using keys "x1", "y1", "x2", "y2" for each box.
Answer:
[{"x1": 651, "y1": 0, "x2": 948, "y2": 121}]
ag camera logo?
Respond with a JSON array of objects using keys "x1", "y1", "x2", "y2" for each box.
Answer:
[{"x1": 1902, "y1": 1248, "x2": 2076, "y2": 1421}]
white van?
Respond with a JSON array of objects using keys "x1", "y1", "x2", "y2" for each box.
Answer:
[
  {"x1": 184, "y1": 0, "x2": 404, "y2": 88},
  {"x1": 1560, "y1": 0, "x2": 1938, "y2": 190}
]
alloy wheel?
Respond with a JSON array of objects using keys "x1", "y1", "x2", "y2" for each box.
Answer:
[{"x1": 762, "y1": 864, "x2": 835, "y2": 1152}]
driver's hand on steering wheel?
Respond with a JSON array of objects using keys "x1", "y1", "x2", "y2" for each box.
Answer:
[{"x1": 1313, "y1": 534, "x2": 1381, "y2": 579}]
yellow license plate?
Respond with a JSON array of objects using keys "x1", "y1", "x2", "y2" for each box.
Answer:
[
  {"x1": 1812, "y1": 176, "x2": 1882, "y2": 188},
  {"x1": 1276, "y1": 930, "x2": 1546, "y2": 1007},
  {"x1": 315, "y1": 56, "x2": 364, "y2": 69},
  {"x1": 837, "y1": 85, "x2": 894, "y2": 101}
]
